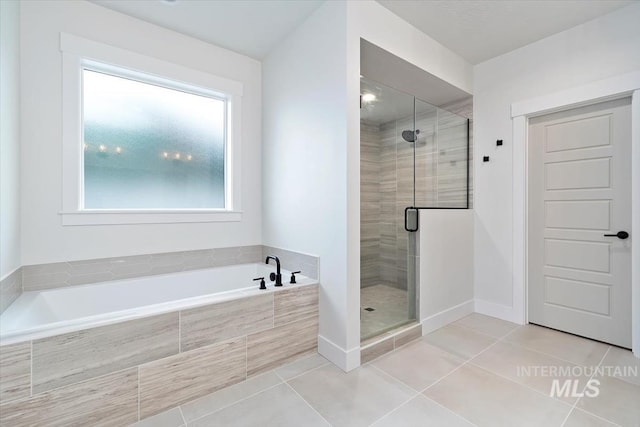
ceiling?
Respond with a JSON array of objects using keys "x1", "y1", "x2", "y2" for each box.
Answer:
[
  {"x1": 377, "y1": 0, "x2": 635, "y2": 65},
  {"x1": 91, "y1": 0, "x2": 635, "y2": 64},
  {"x1": 90, "y1": 0, "x2": 323, "y2": 59}
]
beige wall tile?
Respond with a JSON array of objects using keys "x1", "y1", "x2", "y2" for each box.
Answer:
[
  {"x1": 22, "y1": 271, "x2": 70, "y2": 291},
  {"x1": 261, "y1": 246, "x2": 319, "y2": 280},
  {"x1": 33, "y1": 312, "x2": 179, "y2": 394},
  {"x1": 394, "y1": 323, "x2": 422, "y2": 348},
  {"x1": 139, "y1": 336, "x2": 246, "y2": 419},
  {"x1": 0, "y1": 267, "x2": 21, "y2": 314},
  {"x1": 181, "y1": 294, "x2": 273, "y2": 352},
  {"x1": 20, "y1": 245, "x2": 268, "y2": 291},
  {"x1": 0, "y1": 368, "x2": 138, "y2": 427},
  {"x1": 247, "y1": 315, "x2": 318, "y2": 377},
  {"x1": 274, "y1": 284, "x2": 318, "y2": 327},
  {"x1": 0, "y1": 342, "x2": 31, "y2": 403},
  {"x1": 22, "y1": 262, "x2": 69, "y2": 277},
  {"x1": 361, "y1": 337, "x2": 394, "y2": 364}
]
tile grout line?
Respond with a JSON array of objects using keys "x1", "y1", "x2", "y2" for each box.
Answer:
[
  {"x1": 572, "y1": 407, "x2": 624, "y2": 427},
  {"x1": 178, "y1": 310, "x2": 182, "y2": 353},
  {"x1": 401, "y1": 324, "x2": 576, "y2": 424},
  {"x1": 30, "y1": 340, "x2": 33, "y2": 397},
  {"x1": 466, "y1": 360, "x2": 575, "y2": 409},
  {"x1": 460, "y1": 316, "x2": 587, "y2": 409},
  {"x1": 245, "y1": 334, "x2": 248, "y2": 383},
  {"x1": 421, "y1": 395, "x2": 480, "y2": 427},
  {"x1": 559, "y1": 345, "x2": 612, "y2": 427},
  {"x1": 366, "y1": 390, "x2": 420, "y2": 426},
  {"x1": 137, "y1": 366, "x2": 141, "y2": 422},
  {"x1": 498, "y1": 326, "x2": 609, "y2": 368},
  {"x1": 185, "y1": 380, "x2": 285, "y2": 425},
  {"x1": 368, "y1": 362, "x2": 422, "y2": 394},
  {"x1": 283, "y1": 381, "x2": 333, "y2": 426},
  {"x1": 280, "y1": 358, "x2": 330, "y2": 383},
  {"x1": 183, "y1": 355, "x2": 327, "y2": 424},
  {"x1": 419, "y1": 333, "x2": 505, "y2": 393},
  {"x1": 184, "y1": 356, "x2": 333, "y2": 425},
  {"x1": 178, "y1": 406, "x2": 187, "y2": 426},
  {"x1": 450, "y1": 318, "x2": 520, "y2": 340},
  {"x1": 24, "y1": 363, "x2": 139, "y2": 403},
  {"x1": 361, "y1": 324, "x2": 421, "y2": 357},
  {"x1": 499, "y1": 337, "x2": 599, "y2": 368},
  {"x1": 469, "y1": 332, "x2": 618, "y2": 409}
]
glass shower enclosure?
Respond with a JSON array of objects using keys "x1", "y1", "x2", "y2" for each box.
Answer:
[{"x1": 360, "y1": 77, "x2": 470, "y2": 341}]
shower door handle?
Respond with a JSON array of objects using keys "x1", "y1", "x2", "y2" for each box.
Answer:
[{"x1": 405, "y1": 207, "x2": 419, "y2": 232}]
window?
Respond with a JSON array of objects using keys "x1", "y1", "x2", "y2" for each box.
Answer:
[
  {"x1": 82, "y1": 67, "x2": 226, "y2": 210},
  {"x1": 61, "y1": 34, "x2": 243, "y2": 225}
]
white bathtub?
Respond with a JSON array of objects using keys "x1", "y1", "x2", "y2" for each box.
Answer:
[{"x1": 0, "y1": 263, "x2": 316, "y2": 345}]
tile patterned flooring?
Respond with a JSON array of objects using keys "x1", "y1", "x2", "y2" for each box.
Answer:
[
  {"x1": 129, "y1": 314, "x2": 640, "y2": 427},
  {"x1": 361, "y1": 284, "x2": 412, "y2": 340}
]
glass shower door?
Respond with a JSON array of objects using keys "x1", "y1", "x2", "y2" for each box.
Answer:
[{"x1": 360, "y1": 77, "x2": 418, "y2": 340}]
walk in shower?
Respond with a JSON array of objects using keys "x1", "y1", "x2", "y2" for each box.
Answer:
[{"x1": 360, "y1": 76, "x2": 471, "y2": 340}]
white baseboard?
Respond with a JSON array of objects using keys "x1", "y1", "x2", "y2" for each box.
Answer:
[
  {"x1": 318, "y1": 335, "x2": 360, "y2": 372},
  {"x1": 420, "y1": 300, "x2": 474, "y2": 335},
  {"x1": 474, "y1": 299, "x2": 517, "y2": 323}
]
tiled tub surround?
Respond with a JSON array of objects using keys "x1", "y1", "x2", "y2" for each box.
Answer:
[
  {"x1": 0, "y1": 282, "x2": 319, "y2": 425},
  {"x1": 0, "y1": 267, "x2": 22, "y2": 315},
  {"x1": 1, "y1": 262, "x2": 315, "y2": 344},
  {"x1": 17, "y1": 245, "x2": 318, "y2": 293}
]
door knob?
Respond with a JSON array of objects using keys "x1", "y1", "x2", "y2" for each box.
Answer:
[{"x1": 603, "y1": 231, "x2": 629, "y2": 239}]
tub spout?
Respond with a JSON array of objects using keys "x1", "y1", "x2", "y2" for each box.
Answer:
[{"x1": 265, "y1": 256, "x2": 282, "y2": 286}]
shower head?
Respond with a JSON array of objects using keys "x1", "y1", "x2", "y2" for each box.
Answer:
[{"x1": 401, "y1": 129, "x2": 420, "y2": 143}]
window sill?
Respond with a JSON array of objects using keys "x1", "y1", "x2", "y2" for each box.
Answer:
[{"x1": 60, "y1": 210, "x2": 242, "y2": 226}]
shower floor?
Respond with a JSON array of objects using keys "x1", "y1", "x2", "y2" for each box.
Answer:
[{"x1": 360, "y1": 283, "x2": 413, "y2": 340}]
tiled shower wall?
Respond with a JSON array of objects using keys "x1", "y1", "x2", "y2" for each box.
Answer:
[
  {"x1": 360, "y1": 97, "x2": 473, "y2": 291},
  {"x1": 0, "y1": 284, "x2": 319, "y2": 425},
  {"x1": 361, "y1": 121, "x2": 382, "y2": 287}
]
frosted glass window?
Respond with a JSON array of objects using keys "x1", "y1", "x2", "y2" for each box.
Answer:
[{"x1": 82, "y1": 69, "x2": 226, "y2": 209}]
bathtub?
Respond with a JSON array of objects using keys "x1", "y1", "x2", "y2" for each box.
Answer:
[{"x1": 0, "y1": 262, "x2": 316, "y2": 345}]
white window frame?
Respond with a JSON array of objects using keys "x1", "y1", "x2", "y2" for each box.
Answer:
[{"x1": 60, "y1": 33, "x2": 243, "y2": 225}]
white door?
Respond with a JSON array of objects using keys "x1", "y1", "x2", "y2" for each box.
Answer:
[{"x1": 528, "y1": 98, "x2": 632, "y2": 348}]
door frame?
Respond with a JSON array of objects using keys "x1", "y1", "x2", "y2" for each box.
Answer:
[{"x1": 511, "y1": 71, "x2": 640, "y2": 357}]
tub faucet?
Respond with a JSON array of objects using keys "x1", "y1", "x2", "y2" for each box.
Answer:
[{"x1": 265, "y1": 256, "x2": 283, "y2": 286}]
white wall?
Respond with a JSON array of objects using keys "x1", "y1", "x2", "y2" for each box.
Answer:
[
  {"x1": 473, "y1": 3, "x2": 640, "y2": 319},
  {"x1": 0, "y1": 0, "x2": 21, "y2": 278},
  {"x1": 263, "y1": 0, "x2": 473, "y2": 369},
  {"x1": 19, "y1": 0, "x2": 262, "y2": 265},
  {"x1": 347, "y1": 1, "x2": 473, "y2": 95},
  {"x1": 346, "y1": 1, "x2": 474, "y2": 363},
  {"x1": 263, "y1": 0, "x2": 474, "y2": 370},
  {"x1": 262, "y1": 2, "x2": 353, "y2": 369},
  {"x1": 419, "y1": 210, "x2": 474, "y2": 332}
]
